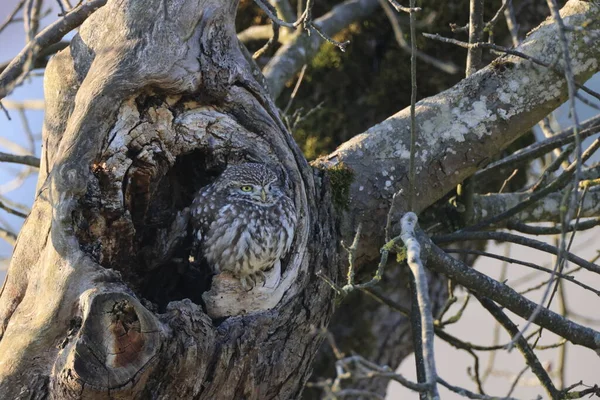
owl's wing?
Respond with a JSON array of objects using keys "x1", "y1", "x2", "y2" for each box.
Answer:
[{"x1": 190, "y1": 188, "x2": 217, "y2": 263}]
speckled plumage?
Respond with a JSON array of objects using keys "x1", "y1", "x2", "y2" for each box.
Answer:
[{"x1": 191, "y1": 163, "x2": 297, "y2": 289}]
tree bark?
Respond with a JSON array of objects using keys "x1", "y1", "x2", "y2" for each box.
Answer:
[
  {"x1": 309, "y1": 0, "x2": 600, "y2": 395},
  {"x1": 0, "y1": 0, "x2": 341, "y2": 398}
]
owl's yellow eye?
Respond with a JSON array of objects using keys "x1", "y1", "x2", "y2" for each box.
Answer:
[{"x1": 241, "y1": 185, "x2": 253, "y2": 192}]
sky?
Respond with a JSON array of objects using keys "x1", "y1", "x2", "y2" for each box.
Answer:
[{"x1": 0, "y1": 1, "x2": 599, "y2": 398}]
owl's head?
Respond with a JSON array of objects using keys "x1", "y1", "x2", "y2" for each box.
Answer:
[{"x1": 217, "y1": 163, "x2": 284, "y2": 206}]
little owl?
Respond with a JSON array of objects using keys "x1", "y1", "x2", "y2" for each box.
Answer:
[{"x1": 191, "y1": 163, "x2": 297, "y2": 290}]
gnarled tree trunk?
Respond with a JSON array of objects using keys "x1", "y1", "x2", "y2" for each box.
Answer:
[{"x1": 0, "y1": 1, "x2": 341, "y2": 398}]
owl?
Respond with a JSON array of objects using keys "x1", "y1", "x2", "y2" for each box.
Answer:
[{"x1": 191, "y1": 163, "x2": 297, "y2": 290}]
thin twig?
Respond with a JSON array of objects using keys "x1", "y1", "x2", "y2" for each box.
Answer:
[
  {"x1": 546, "y1": 0, "x2": 582, "y2": 201},
  {"x1": 0, "y1": 0, "x2": 108, "y2": 101},
  {"x1": 530, "y1": 143, "x2": 575, "y2": 191},
  {"x1": 503, "y1": 0, "x2": 519, "y2": 46},
  {"x1": 283, "y1": 64, "x2": 307, "y2": 115},
  {"x1": 504, "y1": 365, "x2": 529, "y2": 398},
  {"x1": 441, "y1": 248, "x2": 600, "y2": 296},
  {"x1": 342, "y1": 223, "x2": 362, "y2": 286},
  {"x1": 0, "y1": 41, "x2": 70, "y2": 76},
  {"x1": 0, "y1": 227, "x2": 17, "y2": 245},
  {"x1": 424, "y1": 238, "x2": 600, "y2": 350},
  {"x1": 518, "y1": 187, "x2": 589, "y2": 352},
  {"x1": 386, "y1": 0, "x2": 420, "y2": 14},
  {"x1": 271, "y1": 0, "x2": 295, "y2": 24},
  {"x1": 433, "y1": 231, "x2": 600, "y2": 274},
  {"x1": 476, "y1": 116, "x2": 600, "y2": 181},
  {"x1": 407, "y1": 1, "x2": 418, "y2": 212},
  {"x1": 253, "y1": 0, "x2": 350, "y2": 51},
  {"x1": 252, "y1": 19, "x2": 280, "y2": 59},
  {"x1": 465, "y1": 0, "x2": 484, "y2": 76},
  {"x1": 24, "y1": 0, "x2": 43, "y2": 43},
  {"x1": 0, "y1": 198, "x2": 28, "y2": 218},
  {"x1": 465, "y1": 137, "x2": 600, "y2": 231},
  {"x1": 477, "y1": 296, "x2": 560, "y2": 399},
  {"x1": 0, "y1": 0, "x2": 26, "y2": 35},
  {"x1": 484, "y1": 0, "x2": 510, "y2": 36},
  {"x1": 437, "y1": 377, "x2": 518, "y2": 400},
  {"x1": 252, "y1": 0, "x2": 281, "y2": 59},
  {"x1": 538, "y1": 115, "x2": 566, "y2": 165},
  {"x1": 498, "y1": 169, "x2": 518, "y2": 193},
  {"x1": 557, "y1": 278, "x2": 568, "y2": 389},
  {"x1": 377, "y1": 0, "x2": 459, "y2": 74},
  {"x1": 506, "y1": 218, "x2": 600, "y2": 235},
  {"x1": 422, "y1": 33, "x2": 600, "y2": 102},
  {"x1": 0, "y1": 102, "x2": 10, "y2": 120}
]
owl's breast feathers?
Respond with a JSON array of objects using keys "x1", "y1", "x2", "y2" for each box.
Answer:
[{"x1": 191, "y1": 186, "x2": 296, "y2": 278}]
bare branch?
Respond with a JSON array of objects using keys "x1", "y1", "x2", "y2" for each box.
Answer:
[
  {"x1": 407, "y1": 2, "x2": 418, "y2": 212},
  {"x1": 503, "y1": 0, "x2": 519, "y2": 46},
  {"x1": 377, "y1": 0, "x2": 459, "y2": 74},
  {"x1": 506, "y1": 218, "x2": 600, "y2": 235},
  {"x1": 0, "y1": 41, "x2": 70, "y2": 76},
  {"x1": 441, "y1": 248, "x2": 600, "y2": 296},
  {"x1": 253, "y1": 20, "x2": 280, "y2": 58},
  {"x1": 0, "y1": 99, "x2": 45, "y2": 110},
  {"x1": 0, "y1": 198, "x2": 28, "y2": 219},
  {"x1": 0, "y1": 0, "x2": 107, "y2": 101},
  {"x1": 271, "y1": 0, "x2": 295, "y2": 23},
  {"x1": 0, "y1": 151, "x2": 40, "y2": 167},
  {"x1": 238, "y1": 24, "x2": 295, "y2": 45},
  {"x1": 24, "y1": 0, "x2": 43, "y2": 43},
  {"x1": 484, "y1": 0, "x2": 511, "y2": 37},
  {"x1": 477, "y1": 115, "x2": 600, "y2": 181},
  {"x1": 422, "y1": 33, "x2": 600, "y2": 102},
  {"x1": 433, "y1": 230, "x2": 600, "y2": 274},
  {"x1": 423, "y1": 237, "x2": 600, "y2": 350},
  {"x1": 466, "y1": 137, "x2": 600, "y2": 231},
  {"x1": 400, "y1": 213, "x2": 439, "y2": 399},
  {"x1": 0, "y1": 227, "x2": 17, "y2": 246},
  {"x1": 437, "y1": 376, "x2": 518, "y2": 400},
  {"x1": 465, "y1": 0, "x2": 484, "y2": 76},
  {"x1": 477, "y1": 296, "x2": 560, "y2": 399},
  {"x1": 0, "y1": 0, "x2": 26, "y2": 35}
]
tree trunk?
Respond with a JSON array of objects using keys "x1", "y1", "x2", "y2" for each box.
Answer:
[{"x1": 0, "y1": 1, "x2": 342, "y2": 398}]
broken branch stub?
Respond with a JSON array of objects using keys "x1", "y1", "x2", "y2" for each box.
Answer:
[{"x1": 0, "y1": 0, "x2": 337, "y2": 398}]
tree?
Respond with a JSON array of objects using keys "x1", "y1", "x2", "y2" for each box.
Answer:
[{"x1": 0, "y1": 0, "x2": 599, "y2": 398}]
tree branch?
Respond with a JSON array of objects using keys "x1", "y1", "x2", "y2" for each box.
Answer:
[
  {"x1": 0, "y1": 151, "x2": 40, "y2": 167},
  {"x1": 476, "y1": 296, "x2": 560, "y2": 399},
  {"x1": 314, "y1": 0, "x2": 600, "y2": 260},
  {"x1": 422, "y1": 233, "x2": 600, "y2": 350},
  {"x1": 476, "y1": 115, "x2": 600, "y2": 182},
  {"x1": 0, "y1": 0, "x2": 107, "y2": 101},
  {"x1": 433, "y1": 230, "x2": 600, "y2": 274},
  {"x1": 470, "y1": 188, "x2": 600, "y2": 228}
]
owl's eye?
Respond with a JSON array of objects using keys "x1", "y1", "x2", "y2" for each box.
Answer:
[{"x1": 241, "y1": 185, "x2": 253, "y2": 192}]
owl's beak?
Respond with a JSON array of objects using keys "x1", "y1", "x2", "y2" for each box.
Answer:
[{"x1": 261, "y1": 188, "x2": 267, "y2": 202}]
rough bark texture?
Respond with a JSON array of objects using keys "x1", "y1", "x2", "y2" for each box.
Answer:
[
  {"x1": 0, "y1": 1, "x2": 342, "y2": 398},
  {"x1": 314, "y1": 0, "x2": 600, "y2": 260},
  {"x1": 309, "y1": 0, "x2": 600, "y2": 396},
  {"x1": 0, "y1": 0, "x2": 598, "y2": 399}
]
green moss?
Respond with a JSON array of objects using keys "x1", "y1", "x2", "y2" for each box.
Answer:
[{"x1": 324, "y1": 163, "x2": 355, "y2": 210}]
